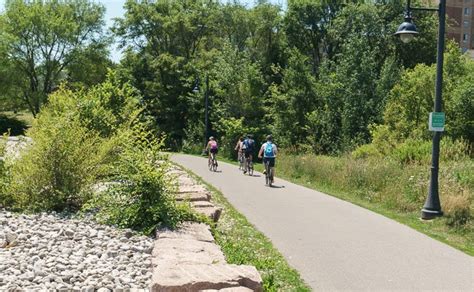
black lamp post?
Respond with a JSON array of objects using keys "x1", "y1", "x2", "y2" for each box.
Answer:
[
  {"x1": 394, "y1": 0, "x2": 445, "y2": 219},
  {"x1": 193, "y1": 74, "x2": 210, "y2": 155}
]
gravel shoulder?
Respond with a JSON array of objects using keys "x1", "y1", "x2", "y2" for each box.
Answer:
[{"x1": 0, "y1": 210, "x2": 153, "y2": 290}]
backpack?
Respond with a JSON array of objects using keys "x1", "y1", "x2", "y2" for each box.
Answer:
[
  {"x1": 243, "y1": 138, "x2": 254, "y2": 151},
  {"x1": 264, "y1": 142, "x2": 274, "y2": 157}
]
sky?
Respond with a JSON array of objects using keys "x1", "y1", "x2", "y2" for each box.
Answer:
[{"x1": 0, "y1": 0, "x2": 287, "y2": 62}]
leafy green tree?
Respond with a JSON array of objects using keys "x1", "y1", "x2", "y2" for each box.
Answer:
[
  {"x1": 382, "y1": 42, "x2": 474, "y2": 144},
  {"x1": 247, "y1": 2, "x2": 285, "y2": 83},
  {"x1": 210, "y1": 45, "x2": 265, "y2": 130},
  {"x1": 284, "y1": 0, "x2": 352, "y2": 73},
  {"x1": 0, "y1": 0, "x2": 108, "y2": 116},
  {"x1": 114, "y1": 0, "x2": 222, "y2": 147},
  {"x1": 269, "y1": 48, "x2": 319, "y2": 148}
]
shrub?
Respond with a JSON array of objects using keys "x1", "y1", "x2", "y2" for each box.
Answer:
[
  {"x1": 2, "y1": 72, "x2": 204, "y2": 232},
  {"x1": 5, "y1": 113, "x2": 111, "y2": 212},
  {"x1": 392, "y1": 139, "x2": 431, "y2": 164},
  {"x1": 351, "y1": 143, "x2": 381, "y2": 160},
  {"x1": 84, "y1": 125, "x2": 198, "y2": 233}
]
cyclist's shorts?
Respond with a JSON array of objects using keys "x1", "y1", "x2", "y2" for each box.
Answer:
[
  {"x1": 244, "y1": 150, "x2": 252, "y2": 159},
  {"x1": 210, "y1": 148, "x2": 218, "y2": 154},
  {"x1": 263, "y1": 157, "x2": 275, "y2": 167}
]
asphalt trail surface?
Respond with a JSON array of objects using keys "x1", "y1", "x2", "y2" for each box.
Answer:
[{"x1": 172, "y1": 154, "x2": 473, "y2": 291}]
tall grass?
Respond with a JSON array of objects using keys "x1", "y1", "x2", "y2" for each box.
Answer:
[{"x1": 276, "y1": 151, "x2": 474, "y2": 254}]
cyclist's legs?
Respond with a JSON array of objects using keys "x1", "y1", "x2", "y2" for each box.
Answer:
[
  {"x1": 263, "y1": 157, "x2": 275, "y2": 175},
  {"x1": 269, "y1": 157, "x2": 275, "y2": 178},
  {"x1": 210, "y1": 149, "x2": 218, "y2": 164},
  {"x1": 244, "y1": 151, "x2": 251, "y2": 172}
]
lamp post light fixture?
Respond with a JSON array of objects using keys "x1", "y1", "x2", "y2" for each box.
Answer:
[
  {"x1": 193, "y1": 74, "x2": 210, "y2": 155},
  {"x1": 394, "y1": 0, "x2": 446, "y2": 220}
]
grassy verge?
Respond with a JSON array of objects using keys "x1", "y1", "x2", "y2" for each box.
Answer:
[
  {"x1": 211, "y1": 153, "x2": 473, "y2": 256},
  {"x1": 177, "y1": 163, "x2": 311, "y2": 292}
]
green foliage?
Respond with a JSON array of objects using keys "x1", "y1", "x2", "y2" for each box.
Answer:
[
  {"x1": 6, "y1": 111, "x2": 109, "y2": 212},
  {"x1": 269, "y1": 48, "x2": 319, "y2": 148},
  {"x1": 383, "y1": 42, "x2": 474, "y2": 144},
  {"x1": 215, "y1": 117, "x2": 256, "y2": 160},
  {"x1": 392, "y1": 139, "x2": 432, "y2": 164},
  {"x1": 2, "y1": 72, "x2": 194, "y2": 232},
  {"x1": 111, "y1": 0, "x2": 443, "y2": 154},
  {"x1": 351, "y1": 143, "x2": 382, "y2": 160},
  {"x1": 84, "y1": 125, "x2": 198, "y2": 234},
  {"x1": 0, "y1": 0, "x2": 109, "y2": 116}
]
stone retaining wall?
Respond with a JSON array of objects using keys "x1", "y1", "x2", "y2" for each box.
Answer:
[{"x1": 151, "y1": 166, "x2": 262, "y2": 291}]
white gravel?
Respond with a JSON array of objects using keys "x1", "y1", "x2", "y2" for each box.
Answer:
[{"x1": 0, "y1": 209, "x2": 153, "y2": 291}]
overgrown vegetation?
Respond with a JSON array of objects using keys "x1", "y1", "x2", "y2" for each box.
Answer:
[{"x1": 0, "y1": 73, "x2": 196, "y2": 234}]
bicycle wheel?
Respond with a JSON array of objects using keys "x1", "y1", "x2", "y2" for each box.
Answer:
[
  {"x1": 265, "y1": 162, "x2": 269, "y2": 185},
  {"x1": 269, "y1": 167, "x2": 274, "y2": 186},
  {"x1": 249, "y1": 161, "x2": 254, "y2": 176},
  {"x1": 213, "y1": 159, "x2": 218, "y2": 172},
  {"x1": 208, "y1": 155, "x2": 213, "y2": 171}
]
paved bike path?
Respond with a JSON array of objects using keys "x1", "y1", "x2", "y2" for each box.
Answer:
[{"x1": 171, "y1": 154, "x2": 473, "y2": 291}]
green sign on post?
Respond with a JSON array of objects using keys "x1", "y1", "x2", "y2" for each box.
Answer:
[{"x1": 429, "y1": 112, "x2": 445, "y2": 132}]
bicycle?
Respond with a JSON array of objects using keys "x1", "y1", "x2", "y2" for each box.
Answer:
[
  {"x1": 245, "y1": 157, "x2": 254, "y2": 176},
  {"x1": 238, "y1": 152, "x2": 245, "y2": 170},
  {"x1": 208, "y1": 152, "x2": 218, "y2": 172},
  {"x1": 264, "y1": 160, "x2": 274, "y2": 186}
]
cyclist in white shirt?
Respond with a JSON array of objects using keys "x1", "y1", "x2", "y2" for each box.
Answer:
[{"x1": 258, "y1": 135, "x2": 277, "y2": 174}]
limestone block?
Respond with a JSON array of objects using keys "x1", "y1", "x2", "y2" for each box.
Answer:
[
  {"x1": 194, "y1": 206, "x2": 222, "y2": 222},
  {"x1": 175, "y1": 192, "x2": 211, "y2": 202},
  {"x1": 201, "y1": 287, "x2": 254, "y2": 292},
  {"x1": 152, "y1": 238, "x2": 226, "y2": 266},
  {"x1": 177, "y1": 185, "x2": 208, "y2": 194},
  {"x1": 156, "y1": 223, "x2": 214, "y2": 243},
  {"x1": 151, "y1": 263, "x2": 263, "y2": 292},
  {"x1": 190, "y1": 201, "x2": 214, "y2": 208}
]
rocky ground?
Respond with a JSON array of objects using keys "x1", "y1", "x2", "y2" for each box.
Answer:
[{"x1": 0, "y1": 209, "x2": 153, "y2": 291}]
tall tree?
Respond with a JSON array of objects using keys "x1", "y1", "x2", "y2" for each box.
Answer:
[
  {"x1": 114, "y1": 0, "x2": 225, "y2": 147},
  {"x1": 0, "y1": 0, "x2": 108, "y2": 116}
]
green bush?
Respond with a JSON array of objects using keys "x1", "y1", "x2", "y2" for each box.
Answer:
[
  {"x1": 392, "y1": 139, "x2": 432, "y2": 164},
  {"x1": 215, "y1": 117, "x2": 255, "y2": 160},
  {"x1": 5, "y1": 113, "x2": 111, "y2": 212},
  {"x1": 2, "y1": 72, "x2": 197, "y2": 232},
  {"x1": 351, "y1": 143, "x2": 381, "y2": 160},
  {"x1": 84, "y1": 125, "x2": 199, "y2": 233}
]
